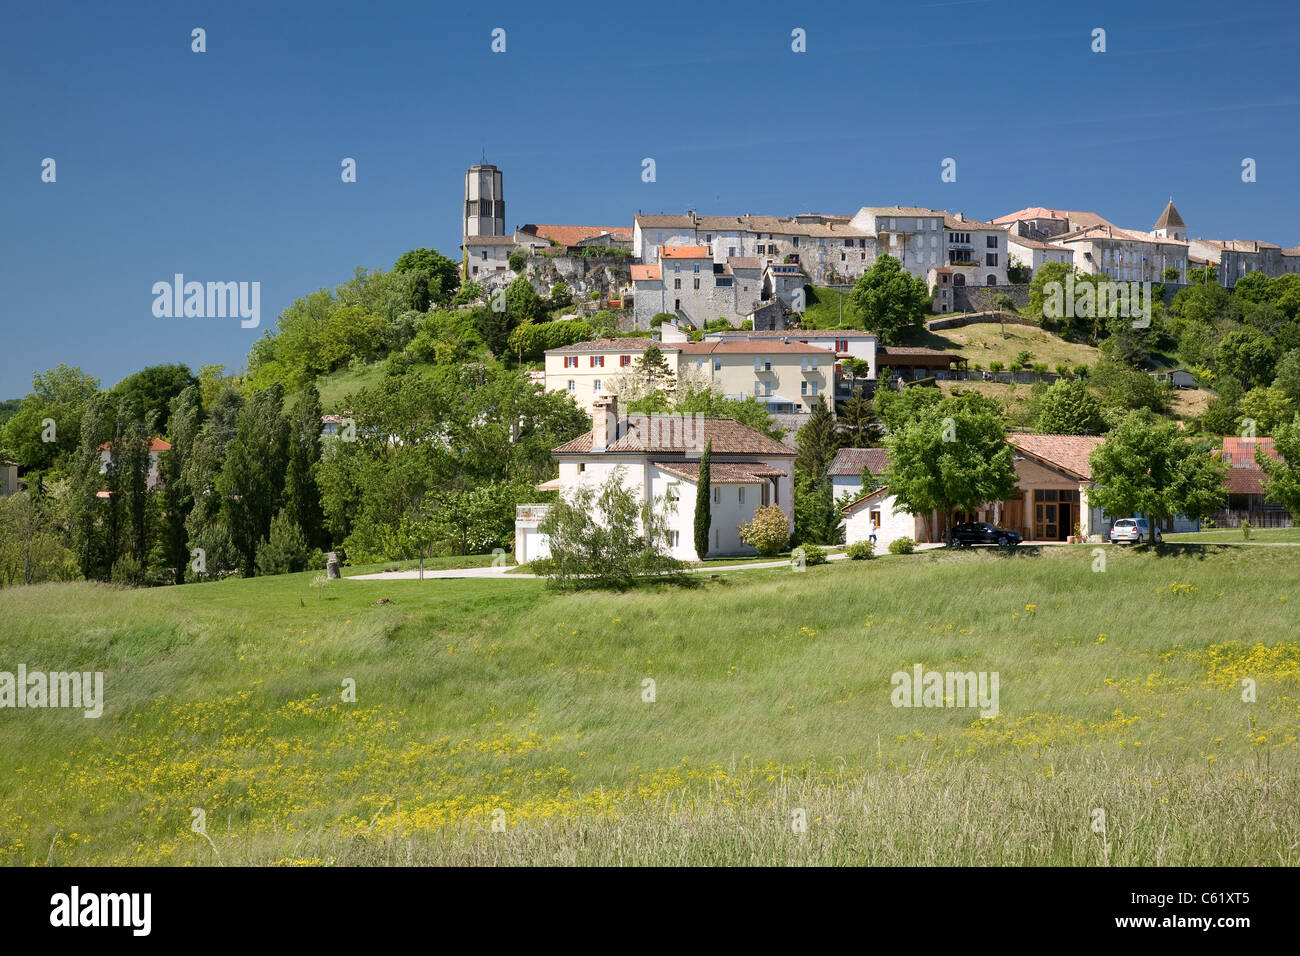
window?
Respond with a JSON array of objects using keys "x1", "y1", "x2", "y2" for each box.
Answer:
[
  {"x1": 986, "y1": 236, "x2": 998, "y2": 249},
  {"x1": 801, "y1": 357, "x2": 808, "y2": 371},
  {"x1": 716, "y1": 277, "x2": 733, "y2": 287},
  {"x1": 841, "y1": 253, "x2": 846, "y2": 262},
  {"x1": 792, "y1": 236, "x2": 800, "y2": 247},
  {"x1": 693, "y1": 278, "x2": 700, "y2": 290},
  {"x1": 844, "y1": 239, "x2": 853, "y2": 247},
  {"x1": 669, "y1": 530, "x2": 680, "y2": 547},
  {"x1": 593, "y1": 379, "x2": 602, "y2": 391},
  {"x1": 986, "y1": 253, "x2": 998, "y2": 267},
  {"x1": 810, "y1": 382, "x2": 819, "y2": 396},
  {"x1": 713, "y1": 487, "x2": 721, "y2": 504},
  {"x1": 674, "y1": 263, "x2": 680, "y2": 273},
  {"x1": 754, "y1": 381, "x2": 761, "y2": 396},
  {"x1": 693, "y1": 264, "x2": 700, "y2": 274},
  {"x1": 801, "y1": 380, "x2": 808, "y2": 396},
  {"x1": 765, "y1": 382, "x2": 772, "y2": 396},
  {"x1": 564, "y1": 355, "x2": 577, "y2": 368},
  {"x1": 567, "y1": 380, "x2": 575, "y2": 393},
  {"x1": 591, "y1": 355, "x2": 604, "y2": 367},
  {"x1": 674, "y1": 278, "x2": 681, "y2": 290},
  {"x1": 620, "y1": 354, "x2": 632, "y2": 367},
  {"x1": 705, "y1": 235, "x2": 712, "y2": 243},
  {"x1": 870, "y1": 509, "x2": 880, "y2": 528},
  {"x1": 713, "y1": 358, "x2": 722, "y2": 371},
  {"x1": 480, "y1": 251, "x2": 487, "y2": 260},
  {"x1": 738, "y1": 487, "x2": 745, "y2": 504},
  {"x1": 754, "y1": 358, "x2": 761, "y2": 371},
  {"x1": 810, "y1": 357, "x2": 818, "y2": 370},
  {"x1": 836, "y1": 339, "x2": 848, "y2": 352}
]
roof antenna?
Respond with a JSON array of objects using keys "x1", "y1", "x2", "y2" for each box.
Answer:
[{"x1": 481, "y1": 146, "x2": 487, "y2": 164}]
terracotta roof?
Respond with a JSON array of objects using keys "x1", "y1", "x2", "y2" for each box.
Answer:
[
  {"x1": 661, "y1": 245, "x2": 711, "y2": 259},
  {"x1": 841, "y1": 485, "x2": 892, "y2": 514},
  {"x1": 829, "y1": 447, "x2": 890, "y2": 477},
  {"x1": 993, "y1": 207, "x2": 1116, "y2": 229},
  {"x1": 554, "y1": 417, "x2": 793, "y2": 457},
  {"x1": 1008, "y1": 236, "x2": 1074, "y2": 252},
  {"x1": 653, "y1": 460, "x2": 785, "y2": 483},
  {"x1": 630, "y1": 264, "x2": 661, "y2": 281},
  {"x1": 706, "y1": 329, "x2": 877, "y2": 340},
  {"x1": 97, "y1": 438, "x2": 172, "y2": 453},
  {"x1": 462, "y1": 235, "x2": 516, "y2": 246},
  {"x1": 546, "y1": 337, "x2": 677, "y2": 354},
  {"x1": 521, "y1": 224, "x2": 631, "y2": 247},
  {"x1": 1153, "y1": 201, "x2": 1185, "y2": 230},
  {"x1": 676, "y1": 340, "x2": 834, "y2": 355},
  {"x1": 1007, "y1": 434, "x2": 1104, "y2": 480},
  {"x1": 943, "y1": 214, "x2": 1004, "y2": 232},
  {"x1": 1220, "y1": 436, "x2": 1279, "y2": 467},
  {"x1": 1224, "y1": 468, "x2": 1269, "y2": 496},
  {"x1": 1054, "y1": 224, "x2": 1189, "y2": 246},
  {"x1": 859, "y1": 206, "x2": 945, "y2": 218}
]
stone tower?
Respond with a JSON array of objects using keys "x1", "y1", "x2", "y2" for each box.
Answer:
[
  {"x1": 464, "y1": 164, "x2": 505, "y2": 237},
  {"x1": 1152, "y1": 199, "x2": 1186, "y2": 241}
]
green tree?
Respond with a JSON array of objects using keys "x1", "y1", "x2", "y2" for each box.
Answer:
[
  {"x1": 1273, "y1": 350, "x2": 1300, "y2": 406},
  {"x1": 1035, "y1": 379, "x2": 1106, "y2": 435},
  {"x1": 0, "y1": 364, "x2": 101, "y2": 486},
  {"x1": 875, "y1": 384, "x2": 942, "y2": 433},
  {"x1": 537, "y1": 468, "x2": 683, "y2": 589},
  {"x1": 1214, "y1": 328, "x2": 1277, "y2": 390},
  {"x1": 836, "y1": 392, "x2": 876, "y2": 446},
  {"x1": 848, "y1": 254, "x2": 931, "y2": 344},
  {"x1": 1257, "y1": 415, "x2": 1300, "y2": 520},
  {"x1": 884, "y1": 395, "x2": 1017, "y2": 541},
  {"x1": 219, "y1": 384, "x2": 290, "y2": 575},
  {"x1": 694, "y1": 440, "x2": 712, "y2": 559},
  {"x1": 393, "y1": 247, "x2": 460, "y2": 307},
  {"x1": 1087, "y1": 410, "x2": 1226, "y2": 543},
  {"x1": 548, "y1": 281, "x2": 573, "y2": 311},
  {"x1": 283, "y1": 384, "x2": 326, "y2": 550},
  {"x1": 1238, "y1": 386, "x2": 1296, "y2": 435},
  {"x1": 254, "y1": 508, "x2": 310, "y2": 575}
]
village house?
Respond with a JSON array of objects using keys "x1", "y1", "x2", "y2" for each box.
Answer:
[
  {"x1": 847, "y1": 207, "x2": 947, "y2": 280},
  {"x1": 1005, "y1": 235, "x2": 1074, "y2": 279},
  {"x1": 630, "y1": 246, "x2": 767, "y2": 328},
  {"x1": 544, "y1": 337, "x2": 685, "y2": 415},
  {"x1": 1215, "y1": 436, "x2": 1291, "y2": 527},
  {"x1": 703, "y1": 328, "x2": 878, "y2": 377},
  {"x1": 993, "y1": 206, "x2": 1117, "y2": 241},
  {"x1": 514, "y1": 394, "x2": 796, "y2": 562},
  {"x1": 943, "y1": 213, "x2": 1008, "y2": 286},
  {"x1": 97, "y1": 437, "x2": 172, "y2": 491}
]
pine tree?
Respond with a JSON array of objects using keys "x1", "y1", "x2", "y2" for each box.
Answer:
[
  {"x1": 694, "y1": 440, "x2": 712, "y2": 559},
  {"x1": 284, "y1": 384, "x2": 325, "y2": 550}
]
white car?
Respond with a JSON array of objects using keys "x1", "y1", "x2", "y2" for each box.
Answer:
[{"x1": 1109, "y1": 518, "x2": 1162, "y2": 544}]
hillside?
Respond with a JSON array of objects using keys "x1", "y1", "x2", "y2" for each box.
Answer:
[{"x1": 2, "y1": 544, "x2": 1296, "y2": 865}]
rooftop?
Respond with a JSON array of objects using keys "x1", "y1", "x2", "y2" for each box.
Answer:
[
  {"x1": 554, "y1": 417, "x2": 794, "y2": 457},
  {"x1": 1008, "y1": 434, "x2": 1104, "y2": 480},
  {"x1": 828, "y1": 447, "x2": 890, "y2": 477}
]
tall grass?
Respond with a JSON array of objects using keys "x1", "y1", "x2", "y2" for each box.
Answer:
[{"x1": 0, "y1": 544, "x2": 1296, "y2": 865}]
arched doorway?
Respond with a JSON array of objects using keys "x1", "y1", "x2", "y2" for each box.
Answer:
[
  {"x1": 986, "y1": 274, "x2": 997, "y2": 285},
  {"x1": 953, "y1": 274, "x2": 965, "y2": 286}
]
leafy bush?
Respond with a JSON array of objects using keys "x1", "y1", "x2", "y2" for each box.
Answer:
[
  {"x1": 1072, "y1": 364, "x2": 1090, "y2": 379},
  {"x1": 1015, "y1": 350, "x2": 1033, "y2": 366},
  {"x1": 737, "y1": 505, "x2": 790, "y2": 556},
  {"x1": 1056, "y1": 364, "x2": 1071, "y2": 378},
  {"x1": 796, "y1": 543, "x2": 828, "y2": 566},
  {"x1": 537, "y1": 468, "x2": 683, "y2": 589},
  {"x1": 846, "y1": 540, "x2": 874, "y2": 560},
  {"x1": 508, "y1": 248, "x2": 527, "y2": 273},
  {"x1": 888, "y1": 536, "x2": 915, "y2": 554},
  {"x1": 989, "y1": 361, "x2": 1004, "y2": 373},
  {"x1": 1032, "y1": 363, "x2": 1049, "y2": 375}
]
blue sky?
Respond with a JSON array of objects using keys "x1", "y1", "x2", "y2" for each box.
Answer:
[{"x1": 2, "y1": 0, "x2": 1298, "y2": 397}]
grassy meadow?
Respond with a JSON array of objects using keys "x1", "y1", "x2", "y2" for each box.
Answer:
[{"x1": 1, "y1": 544, "x2": 1297, "y2": 866}]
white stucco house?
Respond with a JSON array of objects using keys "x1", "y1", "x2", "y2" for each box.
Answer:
[{"x1": 515, "y1": 394, "x2": 795, "y2": 562}]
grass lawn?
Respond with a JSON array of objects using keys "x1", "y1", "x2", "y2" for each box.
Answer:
[
  {"x1": 1164, "y1": 528, "x2": 1300, "y2": 544},
  {"x1": 896, "y1": 320, "x2": 1102, "y2": 371},
  {"x1": 1, "y1": 545, "x2": 1297, "y2": 865}
]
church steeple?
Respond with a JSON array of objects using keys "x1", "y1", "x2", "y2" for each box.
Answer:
[{"x1": 1153, "y1": 198, "x2": 1186, "y2": 241}]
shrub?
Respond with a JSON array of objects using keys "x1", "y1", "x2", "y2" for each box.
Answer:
[
  {"x1": 846, "y1": 540, "x2": 874, "y2": 560},
  {"x1": 1056, "y1": 364, "x2": 1071, "y2": 378},
  {"x1": 737, "y1": 505, "x2": 790, "y2": 556},
  {"x1": 650, "y1": 313, "x2": 675, "y2": 327},
  {"x1": 888, "y1": 536, "x2": 915, "y2": 555},
  {"x1": 508, "y1": 248, "x2": 527, "y2": 273},
  {"x1": 1009, "y1": 362, "x2": 1024, "y2": 373},
  {"x1": 1032, "y1": 363, "x2": 1049, "y2": 375},
  {"x1": 796, "y1": 543, "x2": 828, "y2": 566},
  {"x1": 989, "y1": 361, "x2": 1004, "y2": 373},
  {"x1": 538, "y1": 468, "x2": 683, "y2": 589},
  {"x1": 1072, "y1": 364, "x2": 1089, "y2": 379},
  {"x1": 1015, "y1": 350, "x2": 1033, "y2": 366}
]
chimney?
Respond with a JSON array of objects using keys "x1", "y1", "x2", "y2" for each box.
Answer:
[
  {"x1": 592, "y1": 394, "x2": 618, "y2": 452},
  {"x1": 955, "y1": 212, "x2": 964, "y2": 222}
]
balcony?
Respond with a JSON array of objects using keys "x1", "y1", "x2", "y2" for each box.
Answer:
[{"x1": 516, "y1": 504, "x2": 550, "y2": 523}]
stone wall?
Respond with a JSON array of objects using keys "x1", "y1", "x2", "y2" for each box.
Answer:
[
  {"x1": 952, "y1": 284, "x2": 1030, "y2": 312},
  {"x1": 927, "y1": 309, "x2": 1035, "y2": 331}
]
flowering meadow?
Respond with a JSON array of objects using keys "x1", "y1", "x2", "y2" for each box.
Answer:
[{"x1": 1, "y1": 544, "x2": 1296, "y2": 865}]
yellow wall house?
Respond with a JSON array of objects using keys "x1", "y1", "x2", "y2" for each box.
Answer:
[{"x1": 545, "y1": 337, "x2": 844, "y2": 416}]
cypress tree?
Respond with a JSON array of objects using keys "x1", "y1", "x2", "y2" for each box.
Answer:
[{"x1": 694, "y1": 439, "x2": 712, "y2": 559}]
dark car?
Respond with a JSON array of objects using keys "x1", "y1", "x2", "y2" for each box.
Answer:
[{"x1": 948, "y1": 521, "x2": 1022, "y2": 547}]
